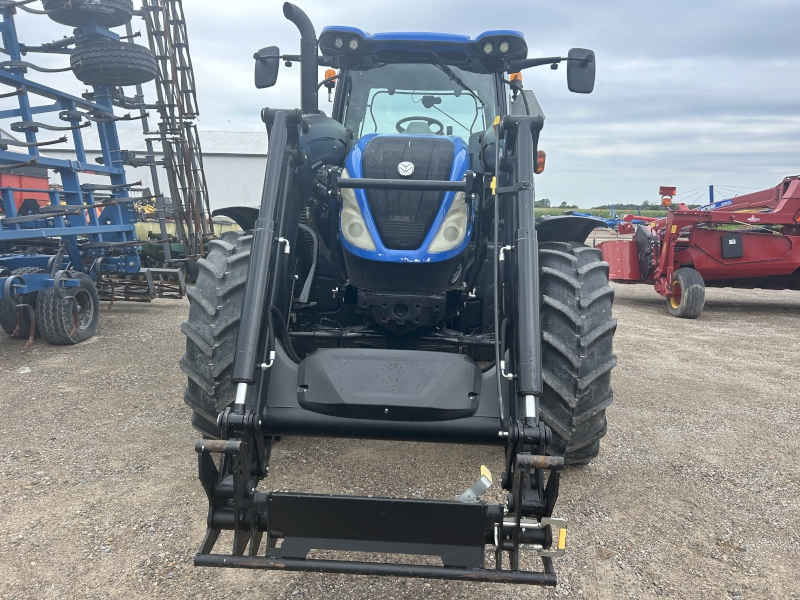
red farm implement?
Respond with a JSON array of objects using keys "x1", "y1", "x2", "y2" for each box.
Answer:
[{"x1": 598, "y1": 176, "x2": 800, "y2": 318}]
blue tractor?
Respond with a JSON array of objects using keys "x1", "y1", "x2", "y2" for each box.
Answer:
[{"x1": 184, "y1": 3, "x2": 616, "y2": 585}]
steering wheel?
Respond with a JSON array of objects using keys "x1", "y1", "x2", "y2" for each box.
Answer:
[{"x1": 395, "y1": 116, "x2": 445, "y2": 135}]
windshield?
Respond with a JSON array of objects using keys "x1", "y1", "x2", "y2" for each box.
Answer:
[{"x1": 341, "y1": 62, "x2": 496, "y2": 141}]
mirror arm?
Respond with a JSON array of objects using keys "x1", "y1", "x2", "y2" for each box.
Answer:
[
  {"x1": 508, "y1": 54, "x2": 593, "y2": 72},
  {"x1": 254, "y1": 53, "x2": 301, "y2": 65},
  {"x1": 507, "y1": 56, "x2": 563, "y2": 71},
  {"x1": 254, "y1": 54, "x2": 338, "y2": 67}
]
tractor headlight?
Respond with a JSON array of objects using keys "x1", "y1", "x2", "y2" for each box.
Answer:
[
  {"x1": 429, "y1": 191, "x2": 469, "y2": 254},
  {"x1": 348, "y1": 37, "x2": 360, "y2": 51},
  {"x1": 483, "y1": 42, "x2": 494, "y2": 55},
  {"x1": 333, "y1": 37, "x2": 344, "y2": 49},
  {"x1": 340, "y1": 169, "x2": 376, "y2": 251},
  {"x1": 499, "y1": 40, "x2": 510, "y2": 54}
]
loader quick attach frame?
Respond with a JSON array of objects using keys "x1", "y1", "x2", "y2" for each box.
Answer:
[{"x1": 194, "y1": 109, "x2": 568, "y2": 585}]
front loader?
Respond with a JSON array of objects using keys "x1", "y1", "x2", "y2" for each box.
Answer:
[{"x1": 181, "y1": 3, "x2": 616, "y2": 585}]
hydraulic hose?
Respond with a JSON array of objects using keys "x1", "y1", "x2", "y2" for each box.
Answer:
[
  {"x1": 232, "y1": 112, "x2": 289, "y2": 386},
  {"x1": 270, "y1": 305, "x2": 302, "y2": 364},
  {"x1": 492, "y1": 119, "x2": 505, "y2": 422},
  {"x1": 513, "y1": 118, "x2": 542, "y2": 397}
]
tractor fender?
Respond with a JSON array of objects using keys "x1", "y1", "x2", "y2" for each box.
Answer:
[
  {"x1": 535, "y1": 214, "x2": 605, "y2": 244},
  {"x1": 212, "y1": 207, "x2": 259, "y2": 232}
]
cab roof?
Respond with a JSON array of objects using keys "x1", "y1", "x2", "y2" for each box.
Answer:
[{"x1": 319, "y1": 27, "x2": 528, "y2": 66}]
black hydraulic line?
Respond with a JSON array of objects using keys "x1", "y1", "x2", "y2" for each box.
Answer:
[
  {"x1": 11, "y1": 120, "x2": 90, "y2": 132},
  {"x1": 270, "y1": 305, "x2": 302, "y2": 363},
  {"x1": 260, "y1": 307, "x2": 276, "y2": 369},
  {"x1": 232, "y1": 111, "x2": 289, "y2": 384},
  {"x1": 499, "y1": 317, "x2": 509, "y2": 358},
  {"x1": 0, "y1": 60, "x2": 72, "y2": 73},
  {"x1": 296, "y1": 223, "x2": 317, "y2": 303},
  {"x1": 0, "y1": 135, "x2": 66, "y2": 148},
  {"x1": 513, "y1": 118, "x2": 542, "y2": 397},
  {"x1": 266, "y1": 160, "x2": 295, "y2": 313},
  {"x1": 283, "y1": 3, "x2": 318, "y2": 115}
]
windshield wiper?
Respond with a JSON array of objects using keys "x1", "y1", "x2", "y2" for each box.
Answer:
[{"x1": 426, "y1": 48, "x2": 488, "y2": 109}]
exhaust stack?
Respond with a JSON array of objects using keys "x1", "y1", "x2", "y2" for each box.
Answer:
[{"x1": 283, "y1": 3, "x2": 318, "y2": 115}]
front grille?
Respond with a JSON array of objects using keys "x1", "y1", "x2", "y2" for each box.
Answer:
[{"x1": 361, "y1": 137, "x2": 454, "y2": 251}]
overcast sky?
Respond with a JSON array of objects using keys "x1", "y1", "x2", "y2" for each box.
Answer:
[{"x1": 9, "y1": 0, "x2": 800, "y2": 207}]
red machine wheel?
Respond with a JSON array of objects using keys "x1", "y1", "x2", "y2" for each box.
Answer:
[{"x1": 666, "y1": 268, "x2": 705, "y2": 319}]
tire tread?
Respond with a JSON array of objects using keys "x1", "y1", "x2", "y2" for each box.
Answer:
[
  {"x1": 181, "y1": 233, "x2": 252, "y2": 437},
  {"x1": 539, "y1": 242, "x2": 617, "y2": 464}
]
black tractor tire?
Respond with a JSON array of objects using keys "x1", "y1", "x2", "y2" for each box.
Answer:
[
  {"x1": 43, "y1": 0, "x2": 133, "y2": 28},
  {"x1": 538, "y1": 242, "x2": 617, "y2": 465},
  {"x1": 71, "y1": 38, "x2": 157, "y2": 87},
  {"x1": 0, "y1": 267, "x2": 46, "y2": 338},
  {"x1": 35, "y1": 272, "x2": 100, "y2": 345},
  {"x1": 666, "y1": 268, "x2": 705, "y2": 319},
  {"x1": 180, "y1": 231, "x2": 252, "y2": 438}
]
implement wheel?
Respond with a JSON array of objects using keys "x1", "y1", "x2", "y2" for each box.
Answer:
[
  {"x1": 43, "y1": 0, "x2": 133, "y2": 28},
  {"x1": 539, "y1": 242, "x2": 617, "y2": 464},
  {"x1": 35, "y1": 272, "x2": 99, "y2": 345},
  {"x1": 180, "y1": 231, "x2": 252, "y2": 438},
  {"x1": 71, "y1": 38, "x2": 157, "y2": 87},
  {"x1": 666, "y1": 268, "x2": 705, "y2": 319},
  {"x1": 0, "y1": 267, "x2": 46, "y2": 339}
]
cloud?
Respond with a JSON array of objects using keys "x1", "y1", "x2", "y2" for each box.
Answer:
[{"x1": 2, "y1": 0, "x2": 797, "y2": 206}]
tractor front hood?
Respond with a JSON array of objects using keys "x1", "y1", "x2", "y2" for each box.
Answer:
[{"x1": 340, "y1": 134, "x2": 472, "y2": 264}]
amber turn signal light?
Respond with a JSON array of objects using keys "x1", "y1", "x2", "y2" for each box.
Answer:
[
  {"x1": 535, "y1": 150, "x2": 546, "y2": 174},
  {"x1": 323, "y1": 69, "x2": 337, "y2": 101}
]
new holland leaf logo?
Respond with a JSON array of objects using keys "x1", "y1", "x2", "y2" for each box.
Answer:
[{"x1": 397, "y1": 161, "x2": 415, "y2": 177}]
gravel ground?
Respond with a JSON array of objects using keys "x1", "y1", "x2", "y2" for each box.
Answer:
[{"x1": 0, "y1": 284, "x2": 798, "y2": 599}]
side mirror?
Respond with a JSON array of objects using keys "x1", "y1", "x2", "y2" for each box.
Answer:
[
  {"x1": 566, "y1": 48, "x2": 595, "y2": 94},
  {"x1": 254, "y1": 46, "x2": 280, "y2": 89}
]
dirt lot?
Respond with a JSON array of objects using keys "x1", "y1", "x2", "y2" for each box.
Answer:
[{"x1": 0, "y1": 284, "x2": 798, "y2": 600}]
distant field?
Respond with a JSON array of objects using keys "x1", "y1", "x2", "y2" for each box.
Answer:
[{"x1": 536, "y1": 208, "x2": 668, "y2": 218}]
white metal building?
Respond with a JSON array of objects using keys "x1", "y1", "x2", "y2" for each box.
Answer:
[{"x1": 41, "y1": 129, "x2": 268, "y2": 212}]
